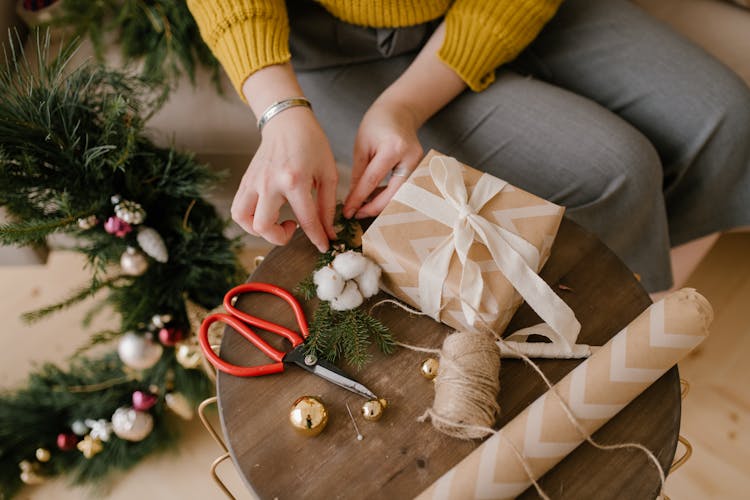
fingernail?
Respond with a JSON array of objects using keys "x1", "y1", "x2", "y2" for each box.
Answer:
[
  {"x1": 354, "y1": 211, "x2": 366, "y2": 219},
  {"x1": 343, "y1": 208, "x2": 354, "y2": 219}
]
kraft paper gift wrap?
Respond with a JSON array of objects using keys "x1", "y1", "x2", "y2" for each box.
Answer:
[
  {"x1": 416, "y1": 288, "x2": 713, "y2": 500},
  {"x1": 362, "y1": 151, "x2": 578, "y2": 343}
]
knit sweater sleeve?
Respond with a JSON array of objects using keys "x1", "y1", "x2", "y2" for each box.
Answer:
[
  {"x1": 187, "y1": 0, "x2": 290, "y2": 96},
  {"x1": 439, "y1": 0, "x2": 562, "y2": 91}
]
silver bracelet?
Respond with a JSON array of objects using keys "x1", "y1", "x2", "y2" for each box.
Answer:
[{"x1": 257, "y1": 97, "x2": 312, "y2": 131}]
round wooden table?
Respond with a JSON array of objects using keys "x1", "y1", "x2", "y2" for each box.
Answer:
[{"x1": 217, "y1": 219, "x2": 680, "y2": 499}]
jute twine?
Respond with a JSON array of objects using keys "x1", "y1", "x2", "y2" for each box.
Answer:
[{"x1": 419, "y1": 330, "x2": 500, "y2": 439}]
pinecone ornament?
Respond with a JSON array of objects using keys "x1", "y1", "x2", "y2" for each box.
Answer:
[{"x1": 137, "y1": 226, "x2": 168, "y2": 263}]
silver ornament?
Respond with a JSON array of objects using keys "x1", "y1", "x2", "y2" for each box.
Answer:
[
  {"x1": 117, "y1": 331, "x2": 163, "y2": 370},
  {"x1": 114, "y1": 200, "x2": 146, "y2": 225},
  {"x1": 110, "y1": 194, "x2": 122, "y2": 205},
  {"x1": 120, "y1": 247, "x2": 149, "y2": 276},
  {"x1": 111, "y1": 407, "x2": 154, "y2": 442},
  {"x1": 71, "y1": 420, "x2": 88, "y2": 436},
  {"x1": 77, "y1": 215, "x2": 98, "y2": 230},
  {"x1": 165, "y1": 392, "x2": 194, "y2": 420},
  {"x1": 136, "y1": 226, "x2": 168, "y2": 263}
]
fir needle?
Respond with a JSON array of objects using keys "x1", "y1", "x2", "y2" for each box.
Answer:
[{"x1": 345, "y1": 402, "x2": 364, "y2": 441}]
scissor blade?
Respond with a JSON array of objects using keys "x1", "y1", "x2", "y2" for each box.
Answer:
[
  {"x1": 311, "y1": 363, "x2": 378, "y2": 400},
  {"x1": 284, "y1": 347, "x2": 377, "y2": 400}
]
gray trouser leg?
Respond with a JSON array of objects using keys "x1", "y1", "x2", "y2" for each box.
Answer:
[{"x1": 295, "y1": 0, "x2": 750, "y2": 292}]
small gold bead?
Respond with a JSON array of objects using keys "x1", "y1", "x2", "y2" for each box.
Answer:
[
  {"x1": 361, "y1": 398, "x2": 387, "y2": 422},
  {"x1": 420, "y1": 358, "x2": 439, "y2": 380}
]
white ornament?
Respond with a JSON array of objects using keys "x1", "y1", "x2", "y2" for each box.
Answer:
[
  {"x1": 110, "y1": 194, "x2": 122, "y2": 205},
  {"x1": 355, "y1": 260, "x2": 382, "y2": 298},
  {"x1": 111, "y1": 407, "x2": 154, "y2": 442},
  {"x1": 165, "y1": 392, "x2": 194, "y2": 420},
  {"x1": 330, "y1": 281, "x2": 364, "y2": 311},
  {"x1": 313, "y1": 266, "x2": 345, "y2": 301},
  {"x1": 117, "y1": 332, "x2": 164, "y2": 370},
  {"x1": 332, "y1": 251, "x2": 368, "y2": 280},
  {"x1": 84, "y1": 418, "x2": 113, "y2": 442},
  {"x1": 114, "y1": 200, "x2": 146, "y2": 225},
  {"x1": 71, "y1": 420, "x2": 88, "y2": 436},
  {"x1": 120, "y1": 247, "x2": 149, "y2": 276},
  {"x1": 137, "y1": 226, "x2": 168, "y2": 263}
]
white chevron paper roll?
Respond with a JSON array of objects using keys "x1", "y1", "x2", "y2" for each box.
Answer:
[{"x1": 417, "y1": 288, "x2": 713, "y2": 500}]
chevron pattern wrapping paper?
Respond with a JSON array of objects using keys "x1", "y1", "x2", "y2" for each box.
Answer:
[
  {"x1": 416, "y1": 288, "x2": 713, "y2": 500},
  {"x1": 361, "y1": 150, "x2": 564, "y2": 334}
]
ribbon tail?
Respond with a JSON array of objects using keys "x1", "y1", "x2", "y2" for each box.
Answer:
[
  {"x1": 418, "y1": 237, "x2": 456, "y2": 321},
  {"x1": 473, "y1": 220, "x2": 581, "y2": 351}
]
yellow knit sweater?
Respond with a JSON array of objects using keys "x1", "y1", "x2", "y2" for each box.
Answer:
[{"x1": 187, "y1": 0, "x2": 562, "y2": 95}]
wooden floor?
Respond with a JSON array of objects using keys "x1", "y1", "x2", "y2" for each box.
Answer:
[{"x1": 1, "y1": 234, "x2": 748, "y2": 499}]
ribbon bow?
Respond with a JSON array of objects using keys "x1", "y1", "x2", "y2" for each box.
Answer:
[{"x1": 393, "y1": 156, "x2": 581, "y2": 351}]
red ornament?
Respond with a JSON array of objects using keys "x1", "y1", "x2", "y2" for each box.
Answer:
[
  {"x1": 132, "y1": 390, "x2": 158, "y2": 411},
  {"x1": 56, "y1": 432, "x2": 79, "y2": 451},
  {"x1": 158, "y1": 327, "x2": 184, "y2": 346}
]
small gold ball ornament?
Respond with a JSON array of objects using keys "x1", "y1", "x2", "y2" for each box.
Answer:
[
  {"x1": 120, "y1": 247, "x2": 149, "y2": 276},
  {"x1": 35, "y1": 448, "x2": 51, "y2": 463},
  {"x1": 289, "y1": 396, "x2": 328, "y2": 436},
  {"x1": 420, "y1": 358, "x2": 440, "y2": 380},
  {"x1": 361, "y1": 398, "x2": 387, "y2": 422}
]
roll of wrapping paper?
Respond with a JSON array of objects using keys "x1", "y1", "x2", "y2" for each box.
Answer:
[{"x1": 417, "y1": 288, "x2": 713, "y2": 500}]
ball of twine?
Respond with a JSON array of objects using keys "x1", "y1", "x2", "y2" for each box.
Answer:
[{"x1": 428, "y1": 330, "x2": 501, "y2": 439}]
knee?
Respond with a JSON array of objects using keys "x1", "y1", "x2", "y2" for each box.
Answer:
[
  {"x1": 566, "y1": 126, "x2": 662, "y2": 213},
  {"x1": 689, "y1": 69, "x2": 750, "y2": 147}
]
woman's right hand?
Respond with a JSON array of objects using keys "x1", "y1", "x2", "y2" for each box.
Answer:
[
  {"x1": 235, "y1": 63, "x2": 338, "y2": 253},
  {"x1": 231, "y1": 105, "x2": 338, "y2": 253}
]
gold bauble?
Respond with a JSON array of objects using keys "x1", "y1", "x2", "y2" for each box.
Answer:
[
  {"x1": 361, "y1": 398, "x2": 387, "y2": 422},
  {"x1": 35, "y1": 448, "x2": 51, "y2": 463},
  {"x1": 175, "y1": 341, "x2": 203, "y2": 369},
  {"x1": 289, "y1": 396, "x2": 328, "y2": 436},
  {"x1": 120, "y1": 247, "x2": 149, "y2": 276},
  {"x1": 77, "y1": 435, "x2": 103, "y2": 459},
  {"x1": 165, "y1": 392, "x2": 194, "y2": 420},
  {"x1": 420, "y1": 358, "x2": 440, "y2": 380}
]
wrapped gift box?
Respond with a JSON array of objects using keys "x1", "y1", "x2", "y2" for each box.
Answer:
[{"x1": 362, "y1": 150, "x2": 569, "y2": 335}]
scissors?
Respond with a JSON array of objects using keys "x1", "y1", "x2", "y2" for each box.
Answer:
[{"x1": 198, "y1": 282, "x2": 377, "y2": 400}]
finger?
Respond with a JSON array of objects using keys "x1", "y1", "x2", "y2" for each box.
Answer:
[
  {"x1": 355, "y1": 166, "x2": 411, "y2": 218},
  {"x1": 344, "y1": 149, "x2": 399, "y2": 219},
  {"x1": 288, "y1": 189, "x2": 330, "y2": 253},
  {"x1": 316, "y1": 171, "x2": 338, "y2": 240},
  {"x1": 344, "y1": 141, "x2": 370, "y2": 218},
  {"x1": 253, "y1": 192, "x2": 294, "y2": 246},
  {"x1": 230, "y1": 187, "x2": 260, "y2": 237}
]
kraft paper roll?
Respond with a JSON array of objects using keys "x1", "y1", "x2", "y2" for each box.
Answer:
[{"x1": 417, "y1": 288, "x2": 713, "y2": 500}]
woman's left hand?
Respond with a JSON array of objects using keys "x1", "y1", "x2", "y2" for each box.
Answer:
[{"x1": 343, "y1": 96, "x2": 424, "y2": 219}]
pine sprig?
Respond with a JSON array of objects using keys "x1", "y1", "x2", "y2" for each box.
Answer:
[{"x1": 51, "y1": 0, "x2": 221, "y2": 88}]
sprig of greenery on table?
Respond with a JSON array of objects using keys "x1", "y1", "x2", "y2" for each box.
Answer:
[{"x1": 296, "y1": 213, "x2": 395, "y2": 369}]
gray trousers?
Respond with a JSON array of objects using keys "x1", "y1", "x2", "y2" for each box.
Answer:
[{"x1": 289, "y1": 0, "x2": 750, "y2": 292}]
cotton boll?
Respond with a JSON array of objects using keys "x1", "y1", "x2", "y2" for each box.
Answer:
[
  {"x1": 330, "y1": 281, "x2": 364, "y2": 311},
  {"x1": 355, "y1": 260, "x2": 382, "y2": 298},
  {"x1": 332, "y1": 250, "x2": 368, "y2": 280},
  {"x1": 313, "y1": 266, "x2": 345, "y2": 301}
]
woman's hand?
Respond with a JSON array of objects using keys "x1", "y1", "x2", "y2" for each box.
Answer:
[
  {"x1": 343, "y1": 96, "x2": 424, "y2": 219},
  {"x1": 231, "y1": 106, "x2": 338, "y2": 253},
  {"x1": 343, "y1": 22, "x2": 466, "y2": 219},
  {"x1": 234, "y1": 63, "x2": 338, "y2": 252}
]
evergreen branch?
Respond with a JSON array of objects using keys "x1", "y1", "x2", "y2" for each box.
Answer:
[
  {"x1": 0, "y1": 215, "x2": 79, "y2": 245},
  {"x1": 21, "y1": 276, "x2": 125, "y2": 324},
  {"x1": 70, "y1": 329, "x2": 122, "y2": 359}
]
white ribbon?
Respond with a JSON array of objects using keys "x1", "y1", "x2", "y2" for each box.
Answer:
[{"x1": 392, "y1": 156, "x2": 581, "y2": 352}]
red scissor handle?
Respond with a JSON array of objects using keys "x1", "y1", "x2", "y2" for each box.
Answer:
[
  {"x1": 198, "y1": 283, "x2": 310, "y2": 378},
  {"x1": 223, "y1": 282, "x2": 310, "y2": 343}
]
